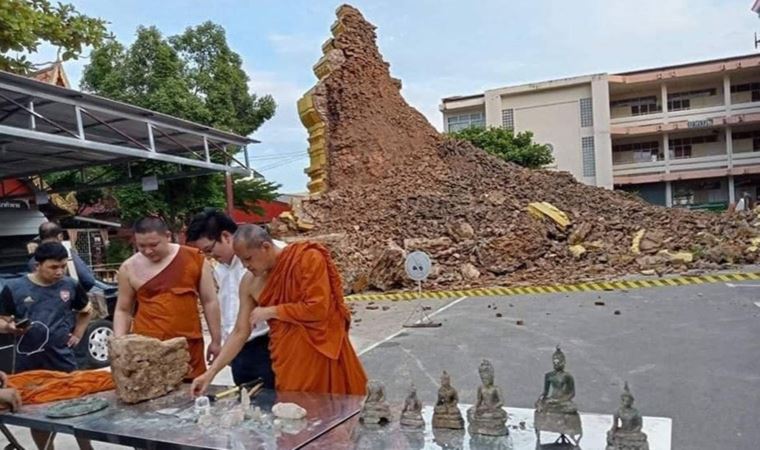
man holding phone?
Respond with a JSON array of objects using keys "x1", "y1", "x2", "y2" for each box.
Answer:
[
  {"x1": 0, "y1": 242, "x2": 92, "y2": 372},
  {"x1": 0, "y1": 242, "x2": 93, "y2": 449}
]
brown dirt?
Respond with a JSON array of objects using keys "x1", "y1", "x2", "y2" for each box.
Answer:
[{"x1": 275, "y1": 5, "x2": 760, "y2": 293}]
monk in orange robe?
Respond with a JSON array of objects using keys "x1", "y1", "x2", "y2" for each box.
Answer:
[
  {"x1": 192, "y1": 224, "x2": 367, "y2": 396},
  {"x1": 115, "y1": 217, "x2": 222, "y2": 379}
]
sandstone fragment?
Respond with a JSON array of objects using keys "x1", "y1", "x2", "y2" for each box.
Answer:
[{"x1": 109, "y1": 335, "x2": 190, "y2": 404}]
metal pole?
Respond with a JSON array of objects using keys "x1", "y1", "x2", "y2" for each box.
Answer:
[
  {"x1": 28, "y1": 100, "x2": 35, "y2": 129},
  {"x1": 74, "y1": 106, "x2": 85, "y2": 139},
  {"x1": 225, "y1": 172, "x2": 234, "y2": 216},
  {"x1": 0, "y1": 423, "x2": 26, "y2": 449},
  {"x1": 147, "y1": 123, "x2": 156, "y2": 152}
]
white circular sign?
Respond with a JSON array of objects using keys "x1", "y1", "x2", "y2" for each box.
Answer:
[{"x1": 405, "y1": 251, "x2": 432, "y2": 281}]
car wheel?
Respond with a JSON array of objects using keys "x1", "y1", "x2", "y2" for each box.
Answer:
[{"x1": 76, "y1": 319, "x2": 113, "y2": 369}]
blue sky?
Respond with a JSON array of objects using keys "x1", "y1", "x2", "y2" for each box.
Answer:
[{"x1": 26, "y1": 1, "x2": 760, "y2": 193}]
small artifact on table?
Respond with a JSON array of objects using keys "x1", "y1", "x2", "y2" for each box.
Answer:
[
  {"x1": 220, "y1": 408, "x2": 246, "y2": 428},
  {"x1": 272, "y1": 402, "x2": 307, "y2": 420},
  {"x1": 360, "y1": 380, "x2": 392, "y2": 425},
  {"x1": 467, "y1": 360, "x2": 508, "y2": 436},
  {"x1": 45, "y1": 397, "x2": 109, "y2": 418},
  {"x1": 534, "y1": 346, "x2": 582, "y2": 448},
  {"x1": 399, "y1": 383, "x2": 425, "y2": 429},
  {"x1": 432, "y1": 371, "x2": 464, "y2": 430},
  {"x1": 606, "y1": 382, "x2": 649, "y2": 450},
  {"x1": 109, "y1": 335, "x2": 190, "y2": 404}
]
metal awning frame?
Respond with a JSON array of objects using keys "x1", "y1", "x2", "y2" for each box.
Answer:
[{"x1": 0, "y1": 70, "x2": 257, "y2": 184}]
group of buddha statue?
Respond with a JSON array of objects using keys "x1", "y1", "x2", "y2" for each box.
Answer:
[{"x1": 358, "y1": 346, "x2": 649, "y2": 449}]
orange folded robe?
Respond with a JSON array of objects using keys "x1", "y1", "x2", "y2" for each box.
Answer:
[
  {"x1": 259, "y1": 242, "x2": 367, "y2": 395},
  {"x1": 8, "y1": 369, "x2": 115, "y2": 405},
  {"x1": 133, "y1": 245, "x2": 206, "y2": 379}
]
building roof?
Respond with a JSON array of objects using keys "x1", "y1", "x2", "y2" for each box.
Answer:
[
  {"x1": 752, "y1": 0, "x2": 760, "y2": 14},
  {"x1": 441, "y1": 93, "x2": 485, "y2": 103},
  {"x1": 29, "y1": 62, "x2": 70, "y2": 88},
  {"x1": 613, "y1": 53, "x2": 760, "y2": 76}
]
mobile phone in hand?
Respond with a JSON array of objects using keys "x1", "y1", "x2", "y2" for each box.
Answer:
[{"x1": 14, "y1": 318, "x2": 30, "y2": 329}]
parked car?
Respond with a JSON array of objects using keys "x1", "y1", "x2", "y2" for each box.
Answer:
[
  {"x1": 76, "y1": 278, "x2": 117, "y2": 369},
  {"x1": 0, "y1": 272, "x2": 118, "y2": 370}
]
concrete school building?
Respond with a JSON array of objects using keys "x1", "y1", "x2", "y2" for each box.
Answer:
[{"x1": 440, "y1": 53, "x2": 760, "y2": 210}]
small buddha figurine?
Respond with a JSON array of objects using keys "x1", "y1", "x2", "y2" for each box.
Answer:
[
  {"x1": 606, "y1": 382, "x2": 649, "y2": 450},
  {"x1": 400, "y1": 383, "x2": 425, "y2": 429},
  {"x1": 466, "y1": 360, "x2": 508, "y2": 436},
  {"x1": 536, "y1": 346, "x2": 578, "y2": 414},
  {"x1": 359, "y1": 380, "x2": 392, "y2": 425},
  {"x1": 534, "y1": 346, "x2": 582, "y2": 447},
  {"x1": 431, "y1": 371, "x2": 464, "y2": 430}
]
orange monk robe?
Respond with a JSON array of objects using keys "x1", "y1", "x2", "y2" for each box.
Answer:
[
  {"x1": 8, "y1": 370, "x2": 114, "y2": 405},
  {"x1": 259, "y1": 242, "x2": 367, "y2": 395},
  {"x1": 133, "y1": 245, "x2": 207, "y2": 379}
]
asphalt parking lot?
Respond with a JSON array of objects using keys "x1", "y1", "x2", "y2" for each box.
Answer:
[{"x1": 356, "y1": 281, "x2": 760, "y2": 450}]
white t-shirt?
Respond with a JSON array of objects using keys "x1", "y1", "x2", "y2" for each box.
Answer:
[{"x1": 213, "y1": 239, "x2": 285, "y2": 343}]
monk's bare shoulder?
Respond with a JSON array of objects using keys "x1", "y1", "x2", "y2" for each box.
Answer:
[
  {"x1": 240, "y1": 271, "x2": 267, "y2": 303},
  {"x1": 118, "y1": 254, "x2": 140, "y2": 276}
]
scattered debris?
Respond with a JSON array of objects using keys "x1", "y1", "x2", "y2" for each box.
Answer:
[
  {"x1": 277, "y1": 5, "x2": 760, "y2": 294},
  {"x1": 594, "y1": 301, "x2": 606, "y2": 306},
  {"x1": 365, "y1": 305, "x2": 379, "y2": 310},
  {"x1": 382, "y1": 305, "x2": 390, "y2": 311},
  {"x1": 495, "y1": 313, "x2": 502, "y2": 318},
  {"x1": 516, "y1": 320, "x2": 524, "y2": 326},
  {"x1": 614, "y1": 310, "x2": 621, "y2": 315}
]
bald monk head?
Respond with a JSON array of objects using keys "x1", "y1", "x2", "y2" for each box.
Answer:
[
  {"x1": 133, "y1": 216, "x2": 172, "y2": 263},
  {"x1": 38, "y1": 221, "x2": 64, "y2": 243},
  {"x1": 232, "y1": 224, "x2": 281, "y2": 276}
]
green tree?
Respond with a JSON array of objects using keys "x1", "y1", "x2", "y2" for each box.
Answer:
[
  {"x1": 448, "y1": 126, "x2": 554, "y2": 169},
  {"x1": 0, "y1": 0, "x2": 108, "y2": 73},
  {"x1": 80, "y1": 23, "x2": 278, "y2": 229},
  {"x1": 233, "y1": 176, "x2": 280, "y2": 215}
]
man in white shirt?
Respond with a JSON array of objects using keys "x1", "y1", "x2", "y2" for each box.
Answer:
[{"x1": 186, "y1": 210, "x2": 277, "y2": 388}]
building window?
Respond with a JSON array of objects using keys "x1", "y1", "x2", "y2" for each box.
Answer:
[
  {"x1": 668, "y1": 134, "x2": 717, "y2": 159},
  {"x1": 582, "y1": 136, "x2": 595, "y2": 177},
  {"x1": 730, "y1": 82, "x2": 760, "y2": 102},
  {"x1": 612, "y1": 141, "x2": 660, "y2": 163},
  {"x1": 501, "y1": 109, "x2": 514, "y2": 131},
  {"x1": 671, "y1": 142, "x2": 692, "y2": 159},
  {"x1": 610, "y1": 96, "x2": 660, "y2": 116},
  {"x1": 733, "y1": 130, "x2": 760, "y2": 151},
  {"x1": 580, "y1": 98, "x2": 593, "y2": 127},
  {"x1": 447, "y1": 111, "x2": 485, "y2": 132},
  {"x1": 666, "y1": 88, "x2": 716, "y2": 111}
]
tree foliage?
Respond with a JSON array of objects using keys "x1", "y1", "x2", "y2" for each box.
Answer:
[
  {"x1": 79, "y1": 23, "x2": 278, "y2": 228},
  {"x1": 233, "y1": 176, "x2": 280, "y2": 216},
  {"x1": 0, "y1": 0, "x2": 109, "y2": 73},
  {"x1": 448, "y1": 126, "x2": 554, "y2": 169}
]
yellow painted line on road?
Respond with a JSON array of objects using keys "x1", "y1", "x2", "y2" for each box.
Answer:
[{"x1": 346, "y1": 271, "x2": 760, "y2": 302}]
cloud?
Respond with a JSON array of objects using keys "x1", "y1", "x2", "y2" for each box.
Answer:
[
  {"x1": 246, "y1": 69, "x2": 311, "y2": 192},
  {"x1": 267, "y1": 33, "x2": 321, "y2": 56}
]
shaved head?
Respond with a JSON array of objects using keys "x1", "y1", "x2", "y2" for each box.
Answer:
[
  {"x1": 233, "y1": 224, "x2": 273, "y2": 248},
  {"x1": 233, "y1": 224, "x2": 278, "y2": 275}
]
